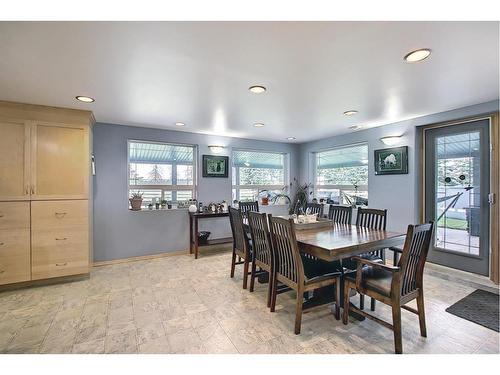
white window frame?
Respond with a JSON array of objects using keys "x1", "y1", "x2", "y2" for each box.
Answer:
[
  {"x1": 232, "y1": 148, "x2": 290, "y2": 202},
  {"x1": 312, "y1": 142, "x2": 368, "y2": 204},
  {"x1": 127, "y1": 139, "x2": 197, "y2": 204}
]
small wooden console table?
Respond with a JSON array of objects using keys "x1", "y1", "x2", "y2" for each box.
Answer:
[{"x1": 189, "y1": 211, "x2": 232, "y2": 259}]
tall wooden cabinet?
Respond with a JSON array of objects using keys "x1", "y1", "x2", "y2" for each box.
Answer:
[{"x1": 0, "y1": 101, "x2": 93, "y2": 286}]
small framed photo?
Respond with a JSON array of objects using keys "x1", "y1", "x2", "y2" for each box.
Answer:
[
  {"x1": 374, "y1": 146, "x2": 408, "y2": 175},
  {"x1": 202, "y1": 155, "x2": 229, "y2": 178}
]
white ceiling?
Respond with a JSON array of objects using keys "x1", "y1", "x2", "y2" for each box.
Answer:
[{"x1": 0, "y1": 21, "x2": 498, "y2": 143}]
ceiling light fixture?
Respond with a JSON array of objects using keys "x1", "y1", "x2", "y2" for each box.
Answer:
[
  {"x1": 253, "y1": 123, "x2": 265, "y2": 128},
  {"x1": 380, "y1": 135, "x2": 402, "y2": 146},
  {"x1": 208, "y1": 145, "x2": 225, "y2": 154},
  {"x1": 343, "y1": 110, "x2": 358, "y2": 116},
  {"x1": 249, "y1": 85, "x2": 266, "y2": 94},
  {"x1": 404, "y1": 48, "x2": 431, "y2": 63},
  {"x1": 287, "y1": 137, "x2": 296, "y2": 141},
  {"x1": 175, "y1": 122, "x2": 186, "y2": 127},
  {"x1": 75, "y1": 95, "x2": 95, "y2": 103}
]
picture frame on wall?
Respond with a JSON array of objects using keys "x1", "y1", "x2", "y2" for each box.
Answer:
[
  {"x1": 374, "y1": 146, "x2": 408, "y2": 175},
  {"x1": 202, "y1": 155, "x2": 229, "y2": 178}
]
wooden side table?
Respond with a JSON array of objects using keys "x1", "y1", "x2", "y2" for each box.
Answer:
[{"x1": 189, "y1": 211, "x2": 232, "y2": 259}]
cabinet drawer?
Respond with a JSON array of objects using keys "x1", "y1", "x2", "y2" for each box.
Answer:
[
  {"x1": 31, "y1": 200, "x2": 88, "y2": 230},
  {"x1": 0, "y1": 202, "x2": 30, "y2": 230},
  {"x1": 32, "y1": 226, "x2": 89, "y2": 280},
  {"x1": 0, "y1": 229, "x2": 31, "y2": 285}
]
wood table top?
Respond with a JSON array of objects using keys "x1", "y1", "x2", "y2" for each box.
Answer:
[{"x1": 296, "y1": 223, "x2": 405, "y2": 261}]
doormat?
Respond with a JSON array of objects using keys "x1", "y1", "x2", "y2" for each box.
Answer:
[{"x1": 445, "y1": 289, "x2": 499, "y2": 332}]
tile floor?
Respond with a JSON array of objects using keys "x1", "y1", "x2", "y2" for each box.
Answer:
[{"x1": 0, "y1": 248, "x2": 498, "y2": 354}]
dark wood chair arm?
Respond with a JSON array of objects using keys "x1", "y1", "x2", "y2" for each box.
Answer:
[
  {"x1": 352, "y1": 256, "x2": 400, "y2": 291},
  {"x1": 389, "y1": 246, "x2": 403, "y2": 265}
]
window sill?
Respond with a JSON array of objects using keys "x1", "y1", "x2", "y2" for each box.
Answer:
[{"x1": 129, "y1": 208, "x2": 189, "y2": 212}]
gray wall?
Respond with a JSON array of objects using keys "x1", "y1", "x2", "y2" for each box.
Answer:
[
  {"x1": 93, "y1": 123, "x2": 300, "y2": 262},
  {"x1": 298, "y1": 100, "x2": 499, "y2": 233}
]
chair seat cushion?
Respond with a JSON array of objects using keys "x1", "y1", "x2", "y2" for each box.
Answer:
[
  {"x1": 345, "y1": 266, "x2": 393, "y2": 297},
  {"x1": 300, "y1": 254, "x2": 342, "y2": 282}
]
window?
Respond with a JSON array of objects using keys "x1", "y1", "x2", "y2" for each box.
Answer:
[
  {"x1": 128, "y1": 140, "x2": 196, "y2": 207},
  {"x1": 232, "y1": 149, "x2": 288, "y2": 203},
  {"x1": 314, "y1": 143, "x2": 368, "y2": 206}
]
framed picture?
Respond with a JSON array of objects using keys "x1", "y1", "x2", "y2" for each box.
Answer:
[
  {"x1": 202, "y1": 155, "x2": 229, "y2": 178},
  {"x1": 374, "y1": 146, "x2": 408, "y2": 175}
]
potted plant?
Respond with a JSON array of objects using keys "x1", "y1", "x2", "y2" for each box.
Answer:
[
  {"x1": 160, "y1": 199, "x2": 167, "y2": 209},
  {"x1": 289, "y1": 178, "x2": 313, "y2": 215},
  {"x1": 147, "y1": 203, "x2": 153, "y2": 210},
  {"x1": 129, "y1": 191, "x2": 143, "y2": 211}
]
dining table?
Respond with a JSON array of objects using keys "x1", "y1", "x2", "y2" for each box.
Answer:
[{"x1": 245, "y1": 216, "x2": 406, "y2": 318}]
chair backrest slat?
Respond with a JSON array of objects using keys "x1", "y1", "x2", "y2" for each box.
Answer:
[
  {"x1": 248, "y1": 211, "x2": 272, "y2": 268},
  {"x1": 356, "y1": 207, "x2": 387, "y2": 230},
  {"x1": 305, "y1": 203, "x2": 324, "y2": 217},
  {"x1": 239, "y1": 201, "x2": 259, "y2": 218},
  {"x1": 268, "y1": 216, "x2": 303, "y2": 285},
  {"x1": 228, "y1": 207, "x2": 249, "y2": 255},
  {"x1": 397, "y1": 222, "x2": 434, "y2": 297},
  {"x1": 328, "y1": 205, "x2": 352, "y2": 225}
]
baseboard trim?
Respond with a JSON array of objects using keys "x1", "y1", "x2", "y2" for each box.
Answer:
[
  {"x1": 92, "y1": 249, "x2": 189, "y2": 267},
  {"x1": 0, "y1": 273, "x2": 90, "y2": 292}
]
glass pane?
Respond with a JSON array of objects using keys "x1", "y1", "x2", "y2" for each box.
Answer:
[
  {"x1": 435, "y1": 131, "x2": 480, "y2": 256},
  {"x1": 129, "y1": 163, "x2": 172, "y2": 185},
  {"x1": 176, "y1": 190, "x2": 193, "y2": 201},
  {"x1": 176, "y1": 165, "x2": 194, "y2": 185},
  {"x1": 237, "y1": 167, "x2": 284, "y2": 186},
  {"x1": 316, "y1": 166, "x2": 368, "y2": 186}
]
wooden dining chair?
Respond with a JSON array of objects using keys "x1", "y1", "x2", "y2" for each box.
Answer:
[
  {"x1": 354, "y1": 207, "x2": 388, "y2": 311},
  {"x1": 228, "y1": 207, "x2": 252, "y2": 289},
  {"x1": 247, "y1": 211, "x2": 274, "y2": 307},
  {"x1": 239, "y1": 201, "x2": 259, "y2": 218},
  {"x1": 268, "y1": 216, "x2": 341, "y2": 334},
  {"x1": 342, "y1": 222, "x2": 434, "y2": 354},
  {"x1": 328, "y1": 204, "x2": 352, "y2": 224},
  {"x1": 305, "y1": 202, "x2": 324, "y2": 217}
]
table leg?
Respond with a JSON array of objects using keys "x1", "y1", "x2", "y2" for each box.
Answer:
[
  {"x1": 189, "y1": 215, "x2": 193, "y2": 255},
  {"x1": 194, "y1": 216, "x2": 199, "y2": 259}
]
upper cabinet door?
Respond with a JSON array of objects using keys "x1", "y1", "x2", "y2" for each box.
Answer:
[
  {"x1": 0, "y1": 120, "x2": 30, "y2": 201},
  {"x1": 31, "y1": 122, "x2": 89, "y2": 199}
]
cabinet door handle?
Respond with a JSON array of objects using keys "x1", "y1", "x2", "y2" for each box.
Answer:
[
  {"x1": 55, "y1": 212, "x2": 67, "y2": 217},
  {"x1": 0, "y1": 214, "x2": 4, "y2": 218},
  {"x1": 31, "y1": 185, "x2": 35, "y2": 195},
  {"x1": 0, "y1": 242, "x2": 4, "y2": 246},
  {"x1": 26, "y1": 186, "x2": 29, "y2": 195},
  {"x1": 0, "y1": 270, "x2": 5, "y2": 274},
  {"x1": 55, "y1": 263, "x2": 67, "y2": 267},
  {"x1": 55, "y1": 237, "x2": 67, "y2": 241}
]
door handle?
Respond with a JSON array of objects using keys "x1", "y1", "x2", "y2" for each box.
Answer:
[
  {"x1": 488, "y1": 193, "x2": 496, "y2": 206},
  {"x1": 55, "y1": 237, "x2": 67, "y2": 241}
]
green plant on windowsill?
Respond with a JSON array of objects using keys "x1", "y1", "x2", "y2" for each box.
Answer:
[{"x1": 160, "y1": 199, "x2": 168, "y2": 209}]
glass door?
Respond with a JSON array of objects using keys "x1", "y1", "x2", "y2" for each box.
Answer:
[{"x1": 424, "y1": 119, "x2": 490, "y2": 276}]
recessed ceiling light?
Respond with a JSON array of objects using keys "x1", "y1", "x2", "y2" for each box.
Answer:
[
  {"x1": 404, "y1": 48, "x2": 431, "y2": 63},
  {"x1": 249, "y1": 85, "x2": 266, "y2": 94},
  {"x1": 175, "y1": 122, "x2": 186, "y2": 127},
  {"x1": 287, "y1": 137, "x2": 296, "y2": 141},
  {"x1": 343, "y1": 110, "x2": 358, "y2": 116},
  {"x1": 75, "y1": 95, "x2": 95, "y2": 103},
  {"x1": 253, "y1": 123, "x2": 265, "y2": 128}
]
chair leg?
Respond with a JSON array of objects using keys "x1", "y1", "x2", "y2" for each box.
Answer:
[
  {"x1": 334, "y1": 280, "x2": 341, "y2": 320},
  {"x1": 370, "y1": 297, "x2": 376, "y2": 311},
  {"x1": 342, "y1": 282, "x2": 350, "y2": 325},
  {"x1": 230, "y1": 250, "x2": 236, "y2": 278},
  {"x1": 249, "y1": 260, "x2": 257, "y2": 292},
  {"x1": 242, "y1": 258, "x2": 249, "y2": 289},
  {"x1": 294, "y1": 290, "x2": 304, "y2": 334},
  {"x1": 360, "y1": 294, "x2": 365, "y2": 310},
  {"x1": 270, "y1": 273, "x2": 277, "y2": 312},
  {"x1": 416, "y1": 292, "x2": 427, "y2": 337},
  {"x1": 391, "y1": 304, "x2": 403, "y2": 354}
]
